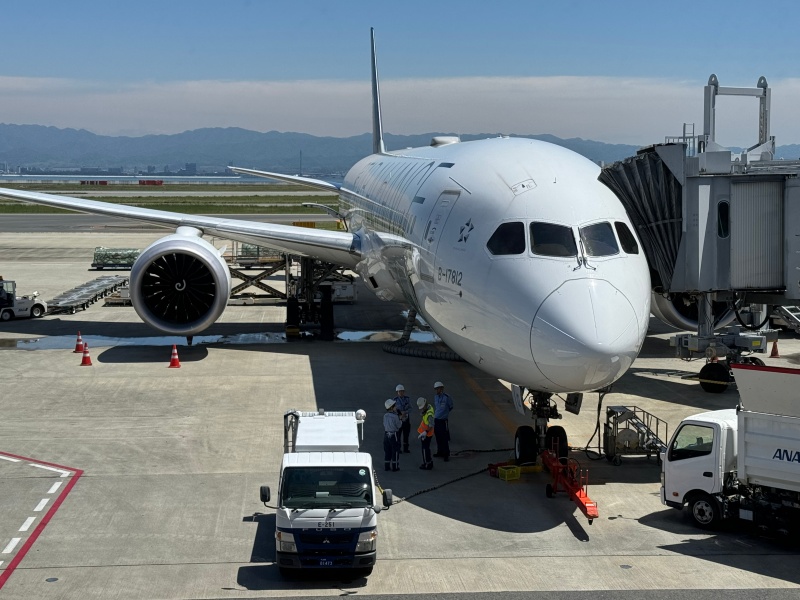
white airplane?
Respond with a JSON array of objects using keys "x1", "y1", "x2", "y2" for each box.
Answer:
[{"x1": 0, "y1": 29, "x2": 651, "y2": 398}]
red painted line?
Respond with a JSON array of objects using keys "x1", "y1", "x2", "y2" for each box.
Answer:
[
  {"x1": 0, "y1": 451, "x2": 83, "y2": 591},
  {"x1": 730, "y1": 363, "x2": 800, "y2": 376}
]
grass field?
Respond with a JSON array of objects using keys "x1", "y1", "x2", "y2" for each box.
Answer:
[{"x1": 0, "y1": 183, "x2": 339, "y2": 215}]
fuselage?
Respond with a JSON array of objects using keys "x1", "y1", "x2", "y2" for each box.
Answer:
[{"x1": 340, "y1": 136, "x2": 651, "y2": 393}]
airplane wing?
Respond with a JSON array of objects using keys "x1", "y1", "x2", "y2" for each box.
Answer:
[{"x1": 0, "y1": 187, "x2": 362, "y2": 267}]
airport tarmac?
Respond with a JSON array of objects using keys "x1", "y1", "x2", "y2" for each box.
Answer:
[{"x1": 1, "y1": 231, "x2": 799, "y2": 600}]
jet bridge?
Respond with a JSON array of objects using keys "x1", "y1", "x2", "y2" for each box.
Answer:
[{"x1": 600, "y1": 75, "x2": 800, "y2": 391}]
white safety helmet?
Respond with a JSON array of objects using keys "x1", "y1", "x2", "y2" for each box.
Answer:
[
  {"x1": 433, "y1": 381, "x2": 444, "y2": 389},
  {"x1": 395, "y1": 384, "x2": 405, "y2": 392},
  {"x1": 417, "y1": 397, "x2": 427, "y2": 409},
  {"x1": 385, "y1": 399, "x2": 397, "y2": 410}
]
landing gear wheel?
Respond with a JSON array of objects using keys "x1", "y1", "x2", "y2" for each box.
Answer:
[
  {"x1": 698, "y1": 362, "x2": 730, "y2": 393},
  {"x1": 544, "y1": 425, "x2": 569, "y2": 459},
  {"x1": 688, "y1": 493, "x2": 720, "y2": 529},
  {"x1": 514, "y1": 425, "x2": 538, "y2": 464},
  {"x1": 545, "y1": 483, "x2": 554, "y2": 498}
]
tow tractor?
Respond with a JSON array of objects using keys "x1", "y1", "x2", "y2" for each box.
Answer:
[
  {"x1": 512, "y1": 387, "x2": 599, "y2": 523},
  {"x1": 0, "y1": 277, "x2": 47, "y2": 321}
]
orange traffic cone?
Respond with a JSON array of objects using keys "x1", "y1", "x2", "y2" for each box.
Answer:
[
  {"x1": 770, "y1": 340, "x2": 780, "y2": 359},
  {"x1": 73, "y1": 331, "x2": 84, "y2": 353},
  {"x1": 80, "y1": 342, "x2": 92, "y2": 366},
  {"x1": 168, "y1": 344, "x2": 181, "y2": 368}
]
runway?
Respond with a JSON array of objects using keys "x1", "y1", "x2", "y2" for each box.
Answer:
[{"x1": 0, "y1": 231, "x2": 798, "y2": 599}]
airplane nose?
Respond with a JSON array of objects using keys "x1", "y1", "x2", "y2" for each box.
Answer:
[{"x1": 531, "y1": 279, "x2": 640, "y2": 391}]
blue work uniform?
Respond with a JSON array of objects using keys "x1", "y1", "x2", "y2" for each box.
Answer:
[
  {"x1": 393, "y1": 394, "x2": 412, "y2": 452},
  {"x1": 433, "y1": 391, "x2": 454, "y2": 459},
  {"x1": 383, "y1": 410, "x2": 402, "y2": 471}
]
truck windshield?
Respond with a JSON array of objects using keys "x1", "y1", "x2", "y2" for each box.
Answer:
[
  {"x1": 669, "y1": 424, "x2": 714, "y2": 461},
  {"x1": 281, "y1": 467, "x2": 373, "y2": 509}
]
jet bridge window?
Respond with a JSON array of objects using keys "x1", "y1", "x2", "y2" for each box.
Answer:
[
  {"x1": 529, "y1": 222, "x2": 577, "y2": 257},
  {"x1": 614, "y1": 222, "x2": 639, "y2": 254},
  {"x1": 579, "y1": 222, "x2": 619, "y2": 257},
  {"x1": 668, "y1": 424, "x2": 714, "y2": 462},
  {"x1": 487, "y1": 221, "x2": 525, "y2": 255}
]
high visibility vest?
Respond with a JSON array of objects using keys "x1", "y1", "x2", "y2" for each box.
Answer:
[{"x1": 417, "y1": 405, "x2": 434, "y2": 437}]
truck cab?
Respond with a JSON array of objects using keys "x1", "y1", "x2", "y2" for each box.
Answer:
[
  {"x1": 660, "y1": 410, "x2": 737, "y2": 527},
  {"x1": 261, "y1": 409, "x2": 391, "y2": 578},
  {"x1": 0, "y1": 279, "x2": 47, "y2": 321}
]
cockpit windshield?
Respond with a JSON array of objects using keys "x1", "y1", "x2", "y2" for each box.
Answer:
[
  {"x1": 281, "y1": 467, "x2": 373, "y2": 509},
  {"x1": 530, "y1": 222, "x2": 578, "y2": 257},
  {"x1": 579, "y1": 222, "x2": 619, "y2": 257}
]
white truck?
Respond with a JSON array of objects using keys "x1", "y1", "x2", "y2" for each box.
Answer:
[
  {"x1": 260, "y1": 409, "x2": 392, "y2": 578},
  {"x1": 661, "y1": 363, "x2": 800, "y2": 535},
  {"x1": 0, "y1": 279, "x2": 47, "y2": 321}
]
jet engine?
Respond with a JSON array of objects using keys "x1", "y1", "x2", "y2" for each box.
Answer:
[
  {"x1": 130, "y1": 228, "x2": 232, "y2": 336},
  {"x1": 650, "y1": 292, "x2": 735, "y2": 332}
]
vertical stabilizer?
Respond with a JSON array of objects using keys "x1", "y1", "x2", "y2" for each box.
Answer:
[{"x1": 371, "y1": 28, "x2": 386, "y2": 155}]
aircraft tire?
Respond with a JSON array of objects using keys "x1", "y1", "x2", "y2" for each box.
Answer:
[
  {"x1": 699, "y1": 362, "x2": 730, "y2": 393},
  {"x1": 514, "y1": 426, "x2": 538, "y2": 464},
  {"x1": 544, "y1": 425, "x2": 569, "y2": 459}
]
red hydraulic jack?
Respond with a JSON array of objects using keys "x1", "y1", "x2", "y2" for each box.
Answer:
[{"x1": 540, "y1": 448, "x2": 599, "y2": 525}]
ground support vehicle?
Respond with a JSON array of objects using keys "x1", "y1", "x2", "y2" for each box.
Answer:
[
  {"x1": 0, "y1": 279, "x2": 47, "y2": 321},
  {"x1": 47, "y1": 276, "x2": 129, "y2": 314},
  {"x1": 91, "y1": 247, "x2": 140, "y2": 270},
  {"x1": 661, "y1": 363, "x2": 800, "y2": 535},
  {"x1": 260, "y1": 409, "x2": 391, "y2": 578}
]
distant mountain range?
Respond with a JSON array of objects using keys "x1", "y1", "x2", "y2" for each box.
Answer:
[{"x1": 1, "y1": 123, "x2": 799, "y2": 174}]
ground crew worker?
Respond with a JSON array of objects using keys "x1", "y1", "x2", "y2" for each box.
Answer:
[
  {"x1": 393, "y1": 384, "x2": 412, "y2": 453},
  {"x1": 432, "y1": 381, "x2": 454, "y2": 461},
  {"x1": 383, "y1": 399, "x2": 402, "y2": 472},
  {"x1": 416, "y1": 397, "x2": 435, "y2": 470}
]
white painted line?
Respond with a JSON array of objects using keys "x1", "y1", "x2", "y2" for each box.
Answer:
[
  {"x1": 2, "y1": 538, "x2": 20, "y2": 554},
  {"x1": 33, "y1": 499, "x2": 49, "y2": 512},
  {"x1": 0, "y1": 560, "x2": 3, "y2": 567},
  {"x1": 47, "y1": 481, "x2": 63, "y2": 494},
  {"x1": 0, "y1": 455, "x2": 20, "y2": 462},
  {"x1": 19, "y1": 517, "x2": 36, "y2": 532},
  {"x1": 28, "y1": 464, "x2": 70, "y2": 477}
]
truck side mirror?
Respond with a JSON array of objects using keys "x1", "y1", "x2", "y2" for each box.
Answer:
[
  {"x1": 259, "y1": 485, "x2": 271, "y2": 504},
  {"x1": 382, "y1": 488, "x2": 393, "y2": 509}
]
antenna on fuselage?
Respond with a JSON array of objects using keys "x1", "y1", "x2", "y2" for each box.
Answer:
[{"x1": 370, "y1": 27, "x2": 386, "y2": 155}]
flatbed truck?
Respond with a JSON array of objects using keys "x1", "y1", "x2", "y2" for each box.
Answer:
[
  {"x1": 260, "y1": 409, "x2": 392, "y2": 578},
  {"x1": 661, "y1": 363, "x2": 800, "y2": 535}
]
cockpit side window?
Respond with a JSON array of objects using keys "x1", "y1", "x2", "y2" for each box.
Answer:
[
  {"x1": 580, "y1": 222, "x2": 619, "y2": 257},
  {"x1": 529, "y1": 222, "x2": 577, "y2": 257},
  {"x1": 614, "y1": 222, "x2": 639, "y2": 254},
  {"x1": 486, "y1": 221, "x2": 525, "y2": 255}
]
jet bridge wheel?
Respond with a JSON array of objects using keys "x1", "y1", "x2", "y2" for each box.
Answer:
[
  {"x1": 698, "y1": 362, "x2": 730, "y2": 393},
  {"x1": 514, "y1": 426, "x2": 538, "y2": 464}
]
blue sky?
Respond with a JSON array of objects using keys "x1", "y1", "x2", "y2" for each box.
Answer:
[{"x1": 3, "y1": 1, "x2": 800, "y2": 145}]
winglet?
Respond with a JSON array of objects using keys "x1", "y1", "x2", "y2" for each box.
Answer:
[{"x1": 371, "y1": 27, "x2": 386, "y2": 155}]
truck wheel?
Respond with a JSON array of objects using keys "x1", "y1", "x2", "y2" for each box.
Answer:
[
  {"x1": 0, "y1": 310, "x2": 11, "y2": 321},
  {"x1": 31, "y1": 305, "x2": 45, "y2": 318},
  {"x1": 688, "y1": 493, "x2": 720, "y2": 529},
  {"x1": 514, "y1": 426, "x2": 538, "y2": 464}
]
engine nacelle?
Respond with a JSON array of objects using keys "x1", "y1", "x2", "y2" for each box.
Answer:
[
  {"x1": 650, "y1": 292, "x2": 735, "y2": 332},
  {"x1": 130, "y1": 229, "x2": 232, "y2": 336}
]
